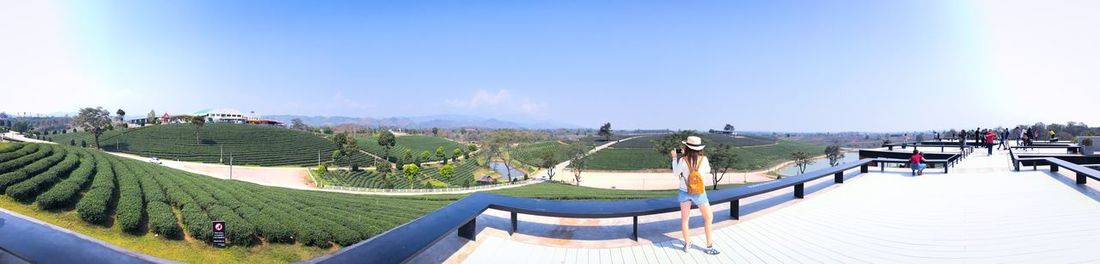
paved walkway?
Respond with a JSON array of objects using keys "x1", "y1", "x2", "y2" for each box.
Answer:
[
  {"x1": 450, "y1": 148, "x2": 1100, "y2": 263},
  {"x1": 0, "y1": 208, "x2": 173, "y2": 264}
]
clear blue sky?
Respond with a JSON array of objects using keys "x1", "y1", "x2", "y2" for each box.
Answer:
[{"x1": 3, "y1": 1, "x2": 1098, "y2": 132}]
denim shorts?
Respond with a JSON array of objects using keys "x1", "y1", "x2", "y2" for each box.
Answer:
[
  {"x1": 911, "y1": 163, "x2": 927, "y2": 170},
  {"x1": 678, "y1": 190, "x2": 710, "y2": 206}
]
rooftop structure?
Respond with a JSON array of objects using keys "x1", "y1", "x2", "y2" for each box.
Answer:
[{"x1": 308, "y1": 142, "x2": 1100, "y2": 263}]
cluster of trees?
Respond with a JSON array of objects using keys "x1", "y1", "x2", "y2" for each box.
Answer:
[{"x1": 331, "y1": 133, "x2": 360, "y2": 170}]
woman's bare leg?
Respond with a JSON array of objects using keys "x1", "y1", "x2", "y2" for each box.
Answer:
[
  {"x1": 680, "y1": 202, "x2": 692, "y2": 248},
  {"x1": 698, "y1": 203, "x2": 714, "y2": 247}
]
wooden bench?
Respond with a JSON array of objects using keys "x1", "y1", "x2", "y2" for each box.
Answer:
[
  {"x1": 859, "y1": 149, "x2": 962, "y2": 167},
  {"x1": 872, "y1": 158, "x2": 951, "y2": 174},
  {"x1": 1011, "y1": 145, "x2": 1081, "y2": 154}
]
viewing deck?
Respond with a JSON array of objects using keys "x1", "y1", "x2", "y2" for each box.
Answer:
[{"x1": 431, "y1": 149, "x2": 1100, "y2": 263}]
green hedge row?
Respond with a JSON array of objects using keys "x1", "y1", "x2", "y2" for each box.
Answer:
[
  {"x1": 0, "y1": 144, "x2": 31, "y2": 163},
  {"x1": 2, "y1": 143, "x2": 454, "y2": 248},
  {"x1": 37, "y1": 152, "x2": 97, "y2": 209},
  {"x1": 0, "y1": 146, "x2": 64, "y2": 192},
  {"x1": 112, "y1": 159, "x2": 145, "y2": 234},
  {"x1": 133, "y1": 164, "x2": 181, "y2": 239},
  {"x1": 76, "y1": 153, "x2": 116, "y2": 224},
  {"x1": 0, "y1": 144, "x2": 48, "y2": 175},
  {"x1": 6, "y1": 151, "x2": 79, "y2": 201}
]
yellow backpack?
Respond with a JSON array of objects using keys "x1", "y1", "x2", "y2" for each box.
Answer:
[{"x1": 684, "y1": 157, "x2": 705, "y2": 194}]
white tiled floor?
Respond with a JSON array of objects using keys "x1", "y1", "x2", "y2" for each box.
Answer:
[{"x1": 460, "y1": 150, "x2": 1100, "y2": 263}]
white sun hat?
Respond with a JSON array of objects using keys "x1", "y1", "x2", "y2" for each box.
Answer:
[{"x1": 682, "y1": 136, "x2": 705, "y2": 151}]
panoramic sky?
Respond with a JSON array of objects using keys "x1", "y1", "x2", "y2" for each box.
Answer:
[{"x1": 2, "y1": 1, "x2": 1098, "y2": 132}]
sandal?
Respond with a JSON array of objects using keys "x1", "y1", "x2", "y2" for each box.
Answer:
[
  {"x1": 703, "y1": 245, "x2": 720, "y2": 255},
  {"x1": 683, "y1": 242, "x2": 690, "y2": 252}
]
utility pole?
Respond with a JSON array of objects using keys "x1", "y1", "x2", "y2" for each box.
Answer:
[{"x1": 229, "y1": 153, "x2": 233, "y2": 180}]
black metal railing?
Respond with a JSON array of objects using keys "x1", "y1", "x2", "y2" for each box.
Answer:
[{"x1": 303, "y1": 158, "x2": 920, "y2": 264}]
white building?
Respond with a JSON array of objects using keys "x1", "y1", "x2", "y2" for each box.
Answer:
[{"x1": 191, "y1": 108, "x2": 248, "y2": 124}]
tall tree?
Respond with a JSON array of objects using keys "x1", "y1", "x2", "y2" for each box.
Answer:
[
  {"x1": 452, "y1": 148, "x2": 463, "y2": 163},
  {"x1": 825, "y1": 145, "x2": 845, "y2": 167},
  {"x1": 707, "y1": 144, "x2": 737, "y2": 190},
  {"x1": 436, "y1": 146, "x2": 447, "y2": 164},
  {"x1": 431, "y1": 127, "x2": 439, "y2": 136},
  {"x1": 418, "y1": 150, "x2": 432, "y2": 166},
  {"x1": 598, "y1": 122, "x2": 613, "y2": 141},
  {"x1": 147, "y1": 110, "x2": 157, "y2": 125},
  {"x1": 791, "y1": 151, "x2": 814, "y2": 177},
  {"x1": 724, "y1": 124, "x2": 735, "y2": 133},
  {"x1": 291, "y1": 118, "x2": 308, "y2": 130},
  {"x1": 377, "y1": 130, "x2": 397, "y2": 162},
  {"x1": 535, "y1": 148, "x2": 565, "y2": 181},
  {"x1": 482, "y1": 130, "x2": 531, "y2": 180},
  {"x1": 567, "y1": 142, "x2": 591, "y2": 185},
  {"x1": 73, "y1": 107, "x2": 111, "y2": 149},
  {"x1": 116, "y1": 109, "x2": 126, "y2": 122},
  {"x1": 438, "y1": 163, "x2": 455, "y2": 181},
  {"x1": 402, "y1": 149, "x2": 414, "y2": 167},
  {"x1": 190, "y1": 115, "x2": 206, "y2": 144},
  {"x1": 402, "y1": 164, "x2": 420, "y2": 189},
  {"x1": 654, "y1": 130, "x2": 701, "y2": 155}
]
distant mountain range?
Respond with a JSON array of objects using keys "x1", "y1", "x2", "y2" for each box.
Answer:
[{"x1": 264, "y1": 114, "x2": 582, "y2": 130}]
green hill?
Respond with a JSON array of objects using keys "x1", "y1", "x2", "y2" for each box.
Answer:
[
  {"x1": 0, "y1": 142, "x2": 671, "y2": 263},
  {"x1": 586, "y1": 140, "x2": 824, "y2": 171},
  {"x1": 355, "y1": 134, "x2": 465, "y2": 163},
  {"x1": 316, "y1": 160, "x2": 482, "y2": 189},
  {"x1": 510, "y1": 141, "x2": 570, "y2": 167},
  {"x1": 52, "y1": 124, "x2": 370, "y2": 167}
]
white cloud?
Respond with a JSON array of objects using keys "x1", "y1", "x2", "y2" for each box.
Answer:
[{"x1": 447, "y1": 89, "x2": 542, "y2": 115}]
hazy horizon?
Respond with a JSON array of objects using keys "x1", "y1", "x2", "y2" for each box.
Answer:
[{"x1": 3, "y1": 1, "x2": 1099, "y2": 132}]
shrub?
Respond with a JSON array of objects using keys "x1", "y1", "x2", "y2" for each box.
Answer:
[
  {"x1": 6, "y1": 152, "x2": 79, "y2": 201},
  {"x1": 77, "y1": 154, "x2": 116, "y2": 224},
  {"x1": 0, "y1": 146, "x2": 64, "y2": 192},
  {"x1": 112, "y1": 160, "x2": 145, "y2": 234},
  {"x1": 37, "y1": 152, "x2": 97, "y2": 209}
]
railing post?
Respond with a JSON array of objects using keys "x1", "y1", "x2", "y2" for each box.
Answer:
[
  {"x1": 834, "y1": 172, "x2": 843, "y2": 183},
  {"x1": 730, "y1": 199, "x2": 740, "y2": 220},
  {"x1": 1077, "y1": 172, "x2": 1087, "y2": 185},
  {"x1": 510, "y1": 212, "x2": 518, "y2": 235},
  {"x1": 794, "y1": 183, "x2": 804, "y2": 199},
  {"x1": 459, "y1": 218, "x2": 477, "y2": 241},
  {"x1": 861, "y1": 164, "x2": 868, "y2": 173},
  {"x1": 1051, "y1": 165, "x2": 1059, "y2": 172},
  {"x1": 632, "y1": 216, "x2": 639, "y2": 241}
]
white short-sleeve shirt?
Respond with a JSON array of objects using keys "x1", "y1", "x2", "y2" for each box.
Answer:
[{"x1": 672, "y1": 156, "x2": 710, "y2": 192}]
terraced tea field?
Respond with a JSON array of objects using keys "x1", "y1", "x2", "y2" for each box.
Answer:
[
  {"x1": 316, "y1": 161, "x2": 482, "y2": 189},
  {"x1": 355, "y1": 134, "x2": 465, "y2": 163},
  {"x1": 0, "y1": 143, "x2": 452, "y2": 247},
  {"x1": 0, "y1": 142, "x2": 678, "y2": 262},
  {"x1": 610, "y1": 134, "x2": 777, "y2": 149},
  {"x1": 509, "y1": 141, "x2": 570, "y2": 167},
  {"x1": 51, "y1": 124, "x2": 370, "y2": 167},
  {"x1": 587, "y1": 139, "x2": 823, "y2": 171}
]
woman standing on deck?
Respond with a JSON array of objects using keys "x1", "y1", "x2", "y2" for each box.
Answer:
[{"x1": 670, "y1": 136, "x2": 720, "y2": 255}]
